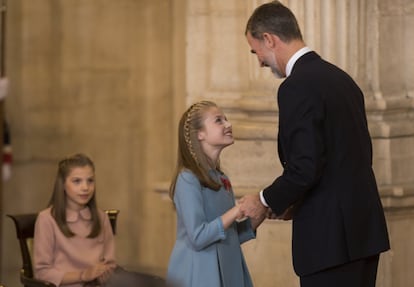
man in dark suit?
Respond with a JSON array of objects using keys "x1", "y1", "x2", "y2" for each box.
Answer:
[{"x1": 239, "y1": 1, "x2": 390, "y2": 286}]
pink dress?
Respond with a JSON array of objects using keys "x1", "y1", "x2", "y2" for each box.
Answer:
[{"x1": 33, "y1": 207, "x2": 116, "y2": 287}]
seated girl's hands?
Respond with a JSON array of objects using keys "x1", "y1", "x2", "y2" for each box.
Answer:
[
  {"x1": 97, "y1": 263, "x2": 117, "y2": 284},
  {"x1": 82, "y1": 263, "x2": 115, "y2": 283}
]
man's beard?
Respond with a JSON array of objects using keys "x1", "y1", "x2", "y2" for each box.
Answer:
[{"x1": 271, "y1": 66, "x2": 284, "y2": 78}]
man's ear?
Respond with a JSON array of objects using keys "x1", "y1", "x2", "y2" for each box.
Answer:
[{"x1": 263, "y1": 33, "x2": 277, "y2": 48}]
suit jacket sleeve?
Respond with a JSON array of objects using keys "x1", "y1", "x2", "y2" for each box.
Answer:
[{"x1": 263, "y1": 80, "x2": 326, "y2": 215}]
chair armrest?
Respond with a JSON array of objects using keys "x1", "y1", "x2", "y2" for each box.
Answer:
[{"x1": 21, "y1": 273, "x2": 56, "y2": 287}]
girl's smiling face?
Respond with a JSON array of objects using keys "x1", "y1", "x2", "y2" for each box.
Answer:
[
  {"x1": 198, "y1": 106, "x2": 234, "y2": 152},
  {"x1": 64, "y1": 165, "x2": 95, "y2": 210}
]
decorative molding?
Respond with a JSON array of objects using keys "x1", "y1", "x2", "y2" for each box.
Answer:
[{"x1": 381, "y1": 185, "x2": 414, "y2": 211}]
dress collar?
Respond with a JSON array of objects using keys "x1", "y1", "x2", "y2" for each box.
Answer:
[{"x1": 66, "y1": 206, "x2": 92, "y2": 222}]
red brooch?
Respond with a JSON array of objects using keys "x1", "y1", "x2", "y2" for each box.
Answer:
[{"x1": 220, "y1": 176, "x2": 232, "y2": 193}]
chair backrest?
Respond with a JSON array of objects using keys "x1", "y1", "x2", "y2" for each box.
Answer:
[
  {"x1": 7, "y1": 209, "x2": 119, "y2": 282},
  {"x1": 105, "y1": 209, "x2": 120, "y2": 235},
  {"x1": 7, "y1": 213, "x2": 37, "y2": 278}
]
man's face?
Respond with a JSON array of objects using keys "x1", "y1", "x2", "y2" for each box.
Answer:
[{"x1": 246, "y1": 32, "x2": 284, "y2": 78}]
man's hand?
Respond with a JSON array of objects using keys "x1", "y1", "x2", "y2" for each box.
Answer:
[{"x1": 238, "y1": 193, "x2": 268, "y2": 220}]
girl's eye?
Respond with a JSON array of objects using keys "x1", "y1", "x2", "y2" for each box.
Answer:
[
  {"x1": 215, "y1": 117, "x2": 224, "y2": 123},
  {"x1": 87, "y1": 178, "x2": 95, "y2": 184},
  {"x1": 72, "y1": 179, "x2": 81, "y2": 184}
]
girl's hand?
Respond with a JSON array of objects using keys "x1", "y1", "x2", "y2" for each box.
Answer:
[
  {"x1": 234, "y1": 201, "x2": 248, "y2": 222},
  {"x1": 222, "y1": 204, "x2": 246, "y2": 229},
  {"x1": 233, "y1": 204, "x2": 244, "y2": 220},
  {"x1": 97, "y1": 263, "x2": 117, "y2": 284},
  {"x1": 81, "y1": 263, "x2": 110, "y2": 282}
]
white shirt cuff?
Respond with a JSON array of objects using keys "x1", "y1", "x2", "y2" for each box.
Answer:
[{"x1": 259, "y1": 190, "x2": 269, "y2": 207}]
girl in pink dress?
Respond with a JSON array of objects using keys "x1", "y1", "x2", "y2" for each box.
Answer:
[{"x1": 33, "y1": 153, "x2": 116, "y2": 287}]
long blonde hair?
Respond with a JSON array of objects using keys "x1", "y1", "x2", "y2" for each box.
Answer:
[{"x1": 169, "y1": 101, "x2": 222, "y2": 200}]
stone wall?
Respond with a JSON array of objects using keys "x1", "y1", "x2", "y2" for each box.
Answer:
[
  {"x1": 1, "y1": 1, "x2": 414, "y2": 287},
  {"x1": 1, "y1": 0, "x2": 182, "y2": 286}
]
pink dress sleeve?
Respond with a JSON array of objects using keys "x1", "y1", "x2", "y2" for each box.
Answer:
[
  {"x1": 100, "y1": 210, "x2": 116, "y2": 265},
  {"x1": 33, "y1": 209, "x2": 65, "y2": 286}
]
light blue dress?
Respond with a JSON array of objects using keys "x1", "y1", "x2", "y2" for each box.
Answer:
[{"x1": 167, "y1": 170, "x2": 255, "y2": 287}]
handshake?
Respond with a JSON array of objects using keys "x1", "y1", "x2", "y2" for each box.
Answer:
[{"x1": 236, "y1": 193, "x2": 295, "y2": 222}]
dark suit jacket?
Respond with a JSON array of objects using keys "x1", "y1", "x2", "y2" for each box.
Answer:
[{"x1": 263, "y1": 51, "x2": 390, "y2": 276}]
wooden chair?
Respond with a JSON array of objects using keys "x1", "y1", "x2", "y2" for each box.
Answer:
[
  {"x1": 7, "y1": 210, "x2": 120, "y2": 287},
  {"x1": 7, "y1": 210, "x2": 165, "y2": 287}
]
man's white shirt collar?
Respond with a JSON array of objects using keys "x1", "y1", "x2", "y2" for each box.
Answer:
[{"x1": 286, "y1": 46, "x2": 312, "y2": 77}]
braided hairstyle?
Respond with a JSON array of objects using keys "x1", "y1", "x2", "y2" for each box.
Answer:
[{"x1": 169, "y1": 101, "x2": 222, "y2": 200}]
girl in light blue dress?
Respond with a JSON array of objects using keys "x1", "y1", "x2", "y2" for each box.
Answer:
[{"x1": 167, "y1": 101, "x2": 266, "y2": 287}]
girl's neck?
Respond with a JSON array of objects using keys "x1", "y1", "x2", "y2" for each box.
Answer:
[
  {"x1": 206, "y1": 157, "x2": 219, "y2": 170},
  {"x1": 66, "y1": 203, "x2": 87, "y2": 212},
  {"x1": 203, "y1": 148, "x2": 221, "y2": 169}
]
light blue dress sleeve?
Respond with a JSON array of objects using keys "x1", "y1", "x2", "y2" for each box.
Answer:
[{"x1": 174, "y1": 171, "x2": 226, "y2": 251}]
